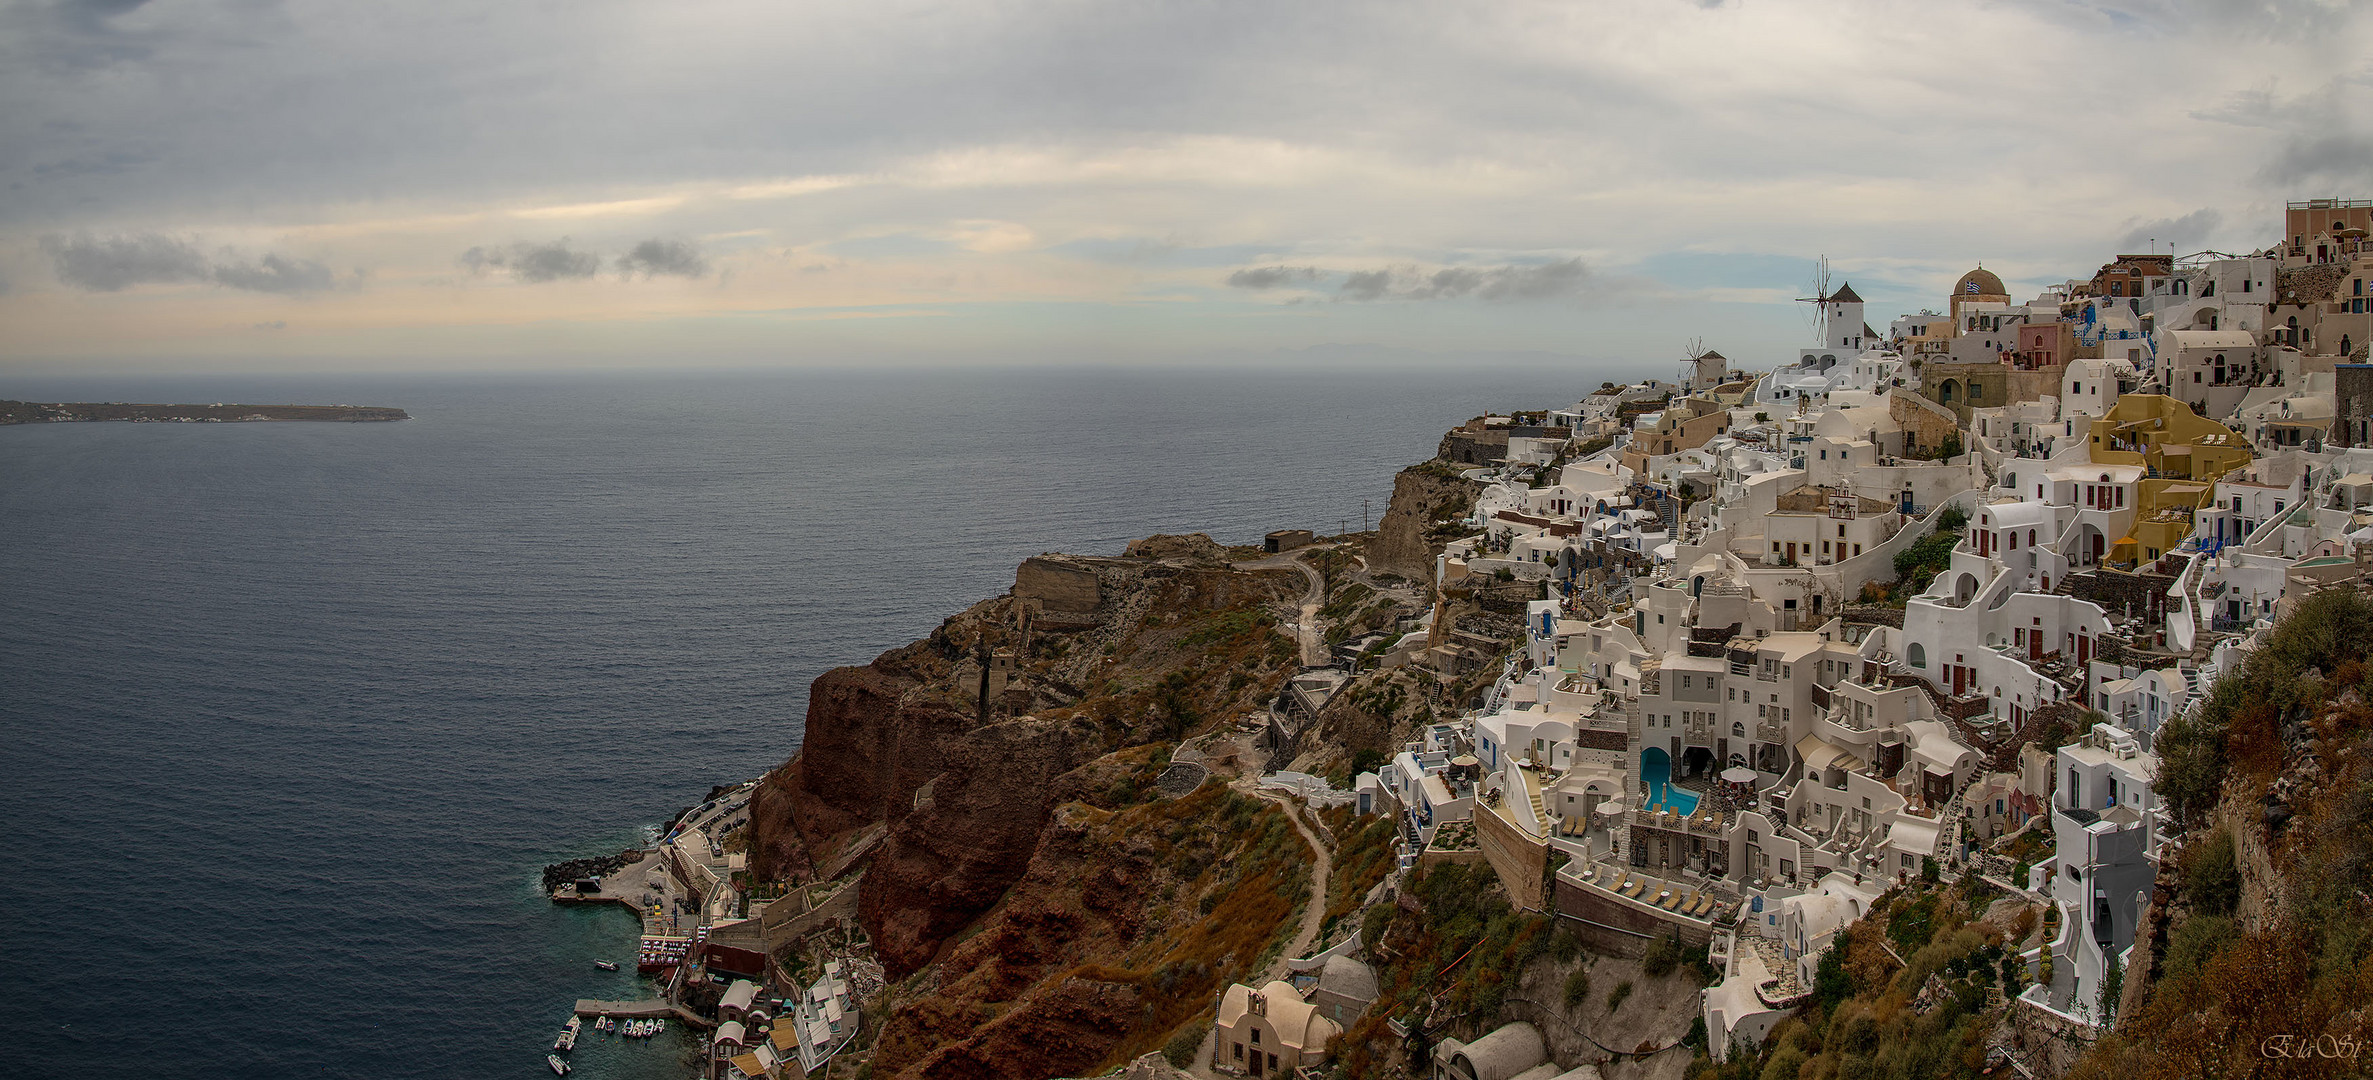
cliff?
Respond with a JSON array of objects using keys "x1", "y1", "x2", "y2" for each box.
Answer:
[
  {"x1": 1368, "y1": 461, "x2": 1483, "y2": 580},
  {"x1": 747, "y1": 545, "x2": 1309, "y2": 982},
  {"x1": 873, "y1": 783, "x2": 1313, "y2": 1080}
]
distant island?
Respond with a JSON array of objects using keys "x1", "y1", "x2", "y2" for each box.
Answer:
[{"x1": 0, "y1": 399, "x2": 410, "y2": 425}]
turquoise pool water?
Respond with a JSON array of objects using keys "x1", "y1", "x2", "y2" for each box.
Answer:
[{"x1": 1640, "y1": 747, "x2": 1701, "y2": 814}]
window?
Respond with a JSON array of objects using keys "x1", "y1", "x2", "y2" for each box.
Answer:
[
  {"x1": 1235, "y1": 1045, "x2": 1244, "y2": 1061},
  {"x1": 1733, "y1": 722, "x2": 1746, "y2": 737},
  {"x1": 1251, "y1": 1030, "x2": 1261, "y2": 1046}
]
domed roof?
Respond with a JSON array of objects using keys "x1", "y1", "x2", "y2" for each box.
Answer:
[{"x1": 1954, "y1": 266, "x2": 2007, "y2": 298}]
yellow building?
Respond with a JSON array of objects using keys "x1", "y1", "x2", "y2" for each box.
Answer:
[{"x1": 2086, "y1": 395, "x2": 2252, "y2": 564}]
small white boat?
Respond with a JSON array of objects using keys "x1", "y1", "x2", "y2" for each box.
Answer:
[
  {"x1": 654, "y1": 1019, "x2": 666, "y2": 1034},
  {"x1": 548, "y1": 1054, "x2": 571, "y2": 1074},
  {"x1": 594, "y1": 960, "x2": 619, "y2": 971}
]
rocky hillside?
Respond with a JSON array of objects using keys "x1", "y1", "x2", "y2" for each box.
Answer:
[
  {"x1": 751, "y1": 545, "x2": 1303, "y2": 972},
  {"x1": 2065, "y1": 586, "x2": 2373, "y2": 1079},
  {"x1": 1369, "y1": 461, "x2": 1484, "y2": 580}
]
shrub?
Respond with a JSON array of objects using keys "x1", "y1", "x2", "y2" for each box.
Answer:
[
  {"x1": 1606, "y1": 980, "x2": 1633, "y2": 1011},
  {"x1": 1549, "y1": 927, "x2": 1583, "y2": 963},
  {"x1": 1563, "y1": 966, "x2": 1591, "y2": 1009},
  {"x1": 2184, "y1": 830, "x2": 2241, "y2": 916},
  {"x1": 1809, "y1": 930, "x2": 1854, "y2": 1016},
  {"x1": 2162, "y1": 913, "x2": 2238, "y2": 981},
  {"x1": 1643, "y1": 931, "x2": 1687, "y2": 977},
  {"x1": 1162, "y1": 1023, "x2": 1208, "y2": 1069},
  {"x1": 1887, "y1": 893, "x2": 1941, "y2": 953},
  {"x1": 1936, "y1": 504, "x2": 1968, "y2": 531}
]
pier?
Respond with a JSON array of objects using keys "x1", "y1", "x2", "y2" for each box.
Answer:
[{"x1": 571, "y1": 999, "x2": 715, "y2": 1029}]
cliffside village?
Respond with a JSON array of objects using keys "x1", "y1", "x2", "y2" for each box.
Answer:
[
  {"x1": 551, "y1": 198, "x2": 2373, "y2": 1079},
  {"x1": 1344, "y1": 197, "x2": 2373, "y2": 1067}
]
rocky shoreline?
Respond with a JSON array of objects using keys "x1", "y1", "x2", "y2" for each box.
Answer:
[{"x1": 541, "y1": 849, "x2": 647, "y2": 894}]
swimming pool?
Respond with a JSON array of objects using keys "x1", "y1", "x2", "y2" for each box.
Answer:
[{"x1": 1640, "y1": 747, "x2": 1702, "y2": 815}]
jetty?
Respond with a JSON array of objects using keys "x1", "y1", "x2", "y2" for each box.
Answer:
[{"x1": 572, "y1": 999, "x2": 714, "y2": 1028}]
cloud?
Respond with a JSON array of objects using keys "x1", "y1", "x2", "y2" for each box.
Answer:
[
  {"x1": 615, "y1": 238, "x2": 708, "y2": 278},
  {"x1": 2269, "y1": 132, "x2": 2373, "y2": 186},
  {"x1": 254, "y1": 320, "x2": 286, "y2": 330},
  {"x1": 2115, "y1": 209, "x2": 2223, "y2": 253},
  {"x1": 1225, "y1": 265, "x2": 1323, "y2": 289},
  {"x1": 1409, "y1": 259, "x2": 1589, "y2": 301},
  {"x1": 1313, "y1": 260, "x2": 1592, "y2": 302},
  {"x1": 42, "y1": 233, "x2": 210, "y2": 290},
  {"x1": 42, "y1": 232, "x2": 344, "y2": 293},
  {"x1": 461, "y1": 239, "x2": 601, "y2": 282},
  {"x1": 212, "y1": 252, "x2": 339, "y2": 294},
  {"x1": 1338, "y1": 269, "x2": 1394, "y2": 302}
]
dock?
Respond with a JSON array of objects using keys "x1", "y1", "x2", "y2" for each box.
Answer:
[{"x1": 572, "y1": 999, "x2": 715, "y2": 1029}]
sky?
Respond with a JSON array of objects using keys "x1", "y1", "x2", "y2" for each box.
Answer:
[{"x1": 4, "y1": 0, "x2": 2370, "y2": 374}]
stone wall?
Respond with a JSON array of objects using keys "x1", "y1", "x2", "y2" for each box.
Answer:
[
  {"x1": 1014, "y1": 556, "x2": 1102, "y2": 614},
  {"x1": 1472, "y1": 805, "x2": 1549, "y2": 912},
  {"x1": 1551, "y1": 876, "x2": 1714, "y2": 958}
]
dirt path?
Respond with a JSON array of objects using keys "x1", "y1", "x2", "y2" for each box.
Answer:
[
  {"x1": 1183, "y1": 783, "x2": 1333, "y2": 1078},
  {"x1": 1255, "y1": 791, "x2": 1332, "y2": 980},
  {"x1": 1244, "y1": 547, "x2": 1330, "y2": 666}
]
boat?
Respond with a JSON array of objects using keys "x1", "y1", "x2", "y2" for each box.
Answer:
[
  {"x1": 548, "y1": 1054, "x2": 571, "y2": 1074},
  {"x1": 654, "y1": 1019, "x2": 666, "y2": 1034},
  {"x1": 554, "y1": 1016, "x2": 581, "y2": 1052},
  {"x1": 594, "y1": 960, "x2": 619, "y2": 971}
]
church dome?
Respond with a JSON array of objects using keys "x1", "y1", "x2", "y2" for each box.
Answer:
[{"x1": 1954, "y1": 267, "x2": 2007, "y2": 298}]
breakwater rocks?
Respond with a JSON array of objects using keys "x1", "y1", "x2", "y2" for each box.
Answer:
[
  {"x1": 542, "y1": 849, "x2": 646, "y2": 893},
  {"x1": 0, "y1": 399, "x2": 410, "y2": 424}
]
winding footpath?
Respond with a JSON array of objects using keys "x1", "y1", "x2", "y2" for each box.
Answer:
[{"x1": 1242, "y1": 546, "x2": 1331, "y2": 666}]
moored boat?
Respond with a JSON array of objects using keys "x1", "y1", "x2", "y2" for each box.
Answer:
[
  {"x1": 594, "y1": 960, "x2": 619, "y2": 971},
  {"x1": 548, "y1": 1054, "x2": 571, "y2": 1074}
]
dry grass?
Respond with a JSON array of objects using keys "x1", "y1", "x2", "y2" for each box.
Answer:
[{"x1": 1070, "y1": 784, "x2": 1316, "y2": 1071}]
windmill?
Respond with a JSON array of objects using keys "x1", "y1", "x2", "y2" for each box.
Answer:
[
  {"x1": 1679, "y1": 336, "x2": 1727, "y2": 388},
  {"x1": 1794, "y1": 255, "x2": 1834, "y2": 345}
]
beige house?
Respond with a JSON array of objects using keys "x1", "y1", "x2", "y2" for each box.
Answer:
[{"x1": 1214, "y1": 980, "x2": 1341, "y2": 1078}]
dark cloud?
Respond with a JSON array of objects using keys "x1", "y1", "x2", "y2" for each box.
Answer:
[
  {"x1": 43, "y1": 232, "x2": 344, "y2": 293},
  {"x1": 212, "y1": 252, "x2": 338, "y2": 294},
  {"x1": 1338, "y1": 269, "x2": 1394, "y2": 301},
  {"x1": 1324, "y1": 259, "x2": 1591, "y2": 302},
  {"x1": 2198, "y1": 76, "x2": 2373, "y2": 186},
  {"x1": 2269, "y1": 132, "x2": 2373, "y2": 186},
  {"x1": 1410, "y1": 259, "x2": 1588, "y2": 301},
  {"x1": 1224, "y1": 265, "x2": 1322, "y2": 289},
  {"x1": 615, "y1": 238, "x2": 708, "y2": 278},
  {"x1": 461, "y1": 239, "x2": 601, "y2": 282},
  {"x1": 42, "y1": 232, "x2": 209, "y2": 290},
  {"x1": 2116, "y1": 209, "x2": 2221, "y2": 253}
]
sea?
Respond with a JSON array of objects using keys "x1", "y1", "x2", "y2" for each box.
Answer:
[{"x1": 0, "y1": 363, "x2": 1629, "y2": 1079}]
